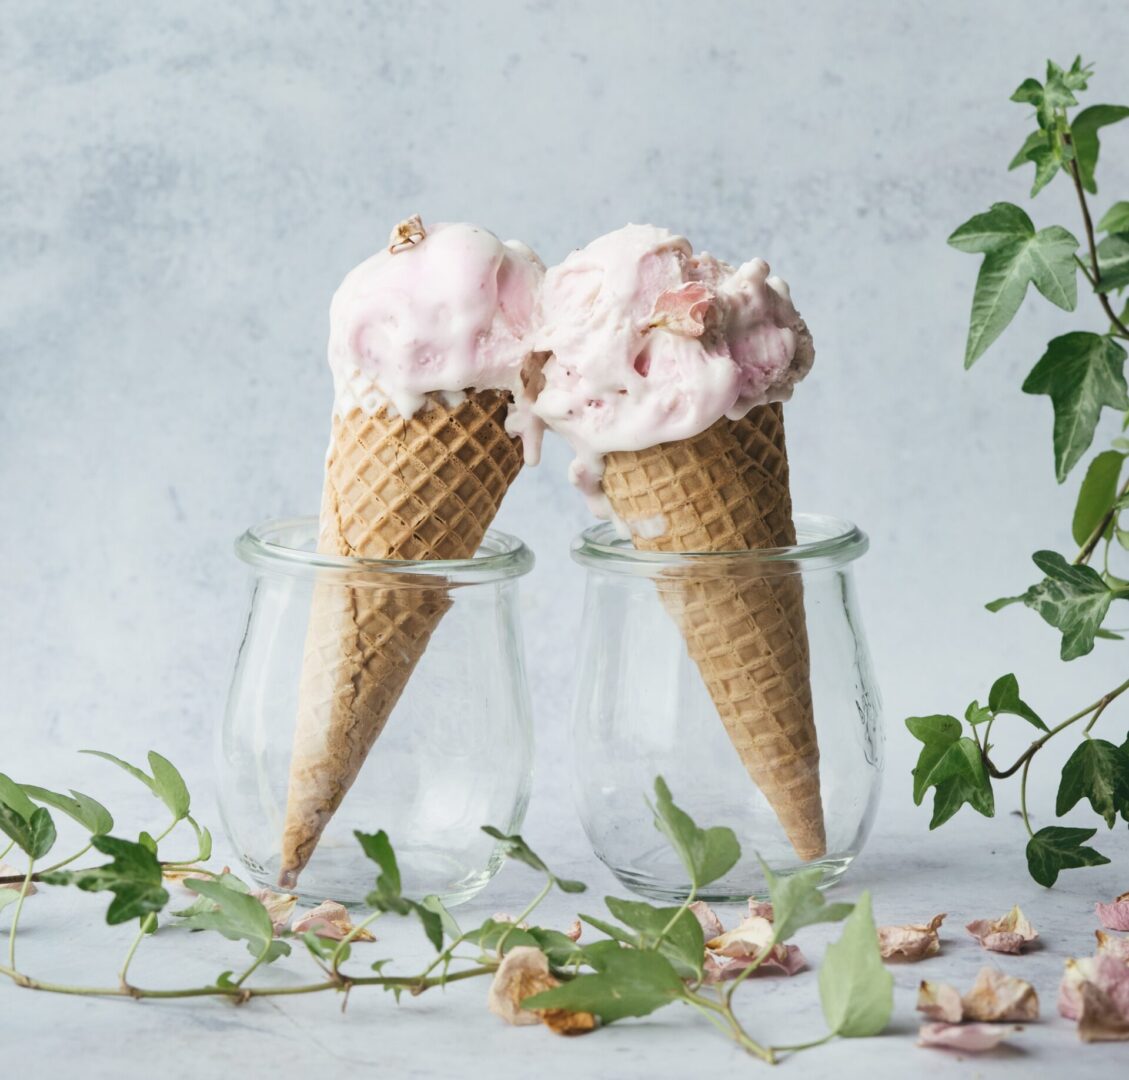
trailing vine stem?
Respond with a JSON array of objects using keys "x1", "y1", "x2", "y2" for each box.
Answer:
[
  {"x1": 1062, "y1": 130, "x2": 1129, "y2": 339},
  {"x1": 982, "y1": 676, "x2": 1129, "y2": 780}
]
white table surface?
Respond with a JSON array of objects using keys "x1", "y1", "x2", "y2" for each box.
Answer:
[{"x1": 4, "y1": 806, "x2": 1127, "y2": 1079}]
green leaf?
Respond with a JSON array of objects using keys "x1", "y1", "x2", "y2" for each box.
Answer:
[
  {"x1": 928, "y1": 739, "x2": 995, "y2": 828},
  {"x1": 818, "y1": 893, "x2": 893, "y2": 1037},
  {"x1": 649, "y1": 776, "x2": 740, "y2": 889},
  {"x1": 21, "y1": 786, "x2": 113, "y2": 836},
  {"x1": 1020, "y1": 550, "x2": 1115, "y2": 659},
  {"x1": 1010, "y1": 78, "x2": 1044, "y2": 106},
  {"x1": 523, "y1": 940, "x2": 686, "y2": 1024},
  {"x1": 480, "y1": 826, "x2": 586, "y2": 893},
  {"x1": 760, "y1": 859, "x2": 853, "y2": 944},
  {"x1": 986, "y1": 594, "x2": 1025, "y2": 612},
  {"x1": 1073, "y1": 451, "x2": 1126, "y2": 545},
  {"x1": 1025, "y1": 826, "x2": 1110, "y2": 886},
  {"x1": 1056, "y1": 739, "x2": 1129, "y2": 828},
  {"x1": 578, "y1": 913, "x2": 637, "y2": 946},
  {"x1": 0, "y1": 890, "x2": 19, "y2": 913},
  {"x1": 0, "y1": 774, "x2": 37, "y2": 820},
  {"x1": 419, "y1": 894, "x2": 461, "y2": 941},
  {"x1": 1022, "y1": 333, "x2": 1129, "y2": 481},
  {"x1": 906, "y1": 715, "x2": 962, "y2": 805},
  {"x1": 81, "y1": 749, "x2": 191, "y2": 822},
  {"x1": 964, "y1": 700, "x2": 993, "y2": 727},
  {"x1": 527, "y1": 927, "x2": 586, "y2": 967},
  {"x1": 0, "y1": 805, "x2": 57, "y2": 859},
  {"x1": 1007, "y1": 129, "x2": 1048, "y2": 171},
  {"x1": 464, "y1": 917, "x2": 539, "y2": 953},
  {"x1": 184, "y1": 877, "x2": 288, "y2": 960},
  {"x1": 987, "y1": 674, "x2": 1048, "y2": 732},
  {"x1": 355, "y1": 830, "x2": 401, "y2": 907},
  {"x1": 45, "y1": 834, "x2": 169, "y2": 924},
  {"x1": 1096, "y1": 233, "x2": 1129, "y2": 293},
  {"x1": 146, "y1": 752, "x2": 190, "y2": 821},
  {"x1": 603, "y1": 896, "x2": 705, "y2": 979},
  {"x1": 1071, "y1": 105, "x2": 1129, "y2": 194},
  {"x1": 948, "y1": 204, "x2": 1078, "y2": 366},
  {"x1": 1099, "y1": 202, "x2": 1129, "y2": 234}
]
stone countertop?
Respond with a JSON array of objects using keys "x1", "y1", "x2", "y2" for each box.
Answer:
[{"x1": 4, "y1": 812, "x2": 1127, "y2": 1079}]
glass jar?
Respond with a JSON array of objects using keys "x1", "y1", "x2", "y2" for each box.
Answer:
[
  {"x1": 570, "y1": 513, "x2": 882, "y2": 902},
  {"x1": 220, "y1": 518, "x2": 535, "y2": 906}
]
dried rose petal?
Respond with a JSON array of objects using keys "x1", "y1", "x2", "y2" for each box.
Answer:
[
  {"x1": 1095, "y1": 930, "x2": 1129, "y2": 962},
  {"x1": 1059, "y1": 953, "x2": 1129, "y2": 1025},
  {"x1": 491, "y1": 912, "x2": 531, "y2": 930},
  {"x1": 1078, "y1": 978, "x2": 1129, "y2": 1042},
  {"x1": 249, "y1": 888, "x2": 299, "y2": 936},
  {"x1": 918, "y1": 1022, "x2": 1016, "y2": 1052},
  {"x1": 290, "y1": 900, "x2": 374, "y2": 942},
  {"x1": 878, "y1": 913, "x2": 946, "y2": 961},
  {"x1": 648, "y1": 283, "x2": 715, "y2": 336},
  {"x1": 747, "y1": 899, "x2": 774, "y2": 922},
  {"x1": 488, "y1": 946, "x2": 559, "y2": 1027},
  {"x1": 966, "y1": 905, "x2": 1038, "y2": 954},
  {"x1": 962, "y1": 967, "x2": 1039, "y2": 1022},
  {"x1": 1096, "y1": 892, "x2": 1129, "y2": 932},
  {"x1": 163, "y1": 865, "x2": 231, "y2": 887},
  {"x1": 689, "y1": 900, "x2": 726, "y2": 940},
  {"x1": 564, "y1": 919, "x2": 582, "y2": 943},
  {"x1": 704, "y1": 915, "x2": 806, "y2": 980},
  {"x1": 917, "y1": 979, "x2": 964, "y2": 1023},
  {"x1": 0, "y1": 862, "x2": 36, "y2": 896},
  {"x1": 487, "y1": 946, "x2": 597, "y2": 1035}
]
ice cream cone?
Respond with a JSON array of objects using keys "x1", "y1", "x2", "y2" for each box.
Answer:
[
  {"x1": 601, "y1": 403, "x2": 825, "y2": 862},
  {"x1": 279, "y1": 389, "x2": 523, "y2": 886}
]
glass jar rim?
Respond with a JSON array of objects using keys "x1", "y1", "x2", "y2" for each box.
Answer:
[
  {"x1": 571, "y1": 512, "x2": 868, "y2": 575},
  {"x1": 235, "y1": 517, "x2": 534, "y2": 584}
]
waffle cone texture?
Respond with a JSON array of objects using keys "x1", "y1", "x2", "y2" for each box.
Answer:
[
  {"x1": 601, "y1": 404, "x2": 826, "y2": 862},
  {"x1": 279, "y1": 390, "x2": 523, "y2": 886}
]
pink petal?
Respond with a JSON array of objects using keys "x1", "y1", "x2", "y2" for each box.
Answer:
[
  {"x1": 564, "y1": 919, "x2": 582, "y2": 943},
  {"x1": 918, "y1": 1022, "x2": 1016, "y2": 1053},
  {"x1": 0, "y1": 862, "x2": 36, "y2": 896},
  {"x1": 917, "y1": 980, "x2": 964, "y2": 1023},
  {"x1": 1079, "y1": 979, "x2": 1129, "y2": 1042},
  {"x1": 1059, "y1": 953, "x2": 1129, "y2": 1026},
  {"x1": 747, "y1": 899, "x2": 774, "y2": 922},
  {"x1": 962, "y1": 967, "x2": 1039, "y2": 1022},
  {"x1": 1095, "y1": 931, "x2": 1129, "y2": 962},
  {"x1": 1096, "y1": 901, "x2": 1129, "y2": 932},
  {"x1": 966, "y1": 906, "x2": 1038, "y2": 953},
  {"x1": 291, "y1": 900, "x2": 374, "y2": 942},
  {"x1": 878, "y1": 914, "x2": 946, "y2": 961},
  {"x1": 689, "y1": 900, "x2": 726, "y2": 940}
]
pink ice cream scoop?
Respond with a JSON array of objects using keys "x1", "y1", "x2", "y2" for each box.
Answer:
[
  {"x1": 327, "y1": 219, "x2": 546, "y2": 452},
  {"x1": 532, "y1": 223, "x2": 814, "y2": 512}
]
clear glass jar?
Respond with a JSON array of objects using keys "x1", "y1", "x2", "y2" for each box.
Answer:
[
  {"x1": 570, "y1": 513, "x2": 882, "y2": 902},
  {"x1": 220, "y1": 518, "x2": 535, "y2": 906}
]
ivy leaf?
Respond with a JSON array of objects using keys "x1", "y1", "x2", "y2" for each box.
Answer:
[
  {"x1": 419, "y1": 894, "x2": 461, "y2": 941},
  {"x1": 1010, "y1": 78, "x2": 1044, "y2": 106},
  {"x1": 1022, "y1": 333, "x2": 1129, "y2": 481},
  {"x1": 1007, "y1": 130, "x2": 1061, "y2": 196},
  {"x1": 45, "y1": 834, "x2": 169, "y2": 924},
  {"x1": 648, "y1": 776, "x2": 740, "y2": 889},
  {"x1": 948, "y1": 203, "x2": 1078, "y2": 367},
  {"x1": 0, "y1": 774, "x2": 37, "y2": 820},
  {"x1": 1072, "y1": 451, "x2": 1126, "y2": 545},
  {"x1": 81, "y1": 750, "x2": 191, "y2": 822},
  {"x1": 20, "y1": 785, "x2": 113, "y2": 836},
  {"x1": 184, "y1": 877, "x2": 289, "y2": 961},
  {"x1": 0, "y1": 805, "x2": 57, "y2": 860},
  {"x1": 1056, "y1": 739, "x2": 1129, "y2": 828},
  {"x1": 1020, "y1": 550, "x2": 1117, "y2": 660},
  {"x1": 464, "y1": 917, "x2": 539, "y2": 953},
  {"x1": 1025, "y1": 826, "x2": 1110, "y2": 887},
  {"x1": 906, "y1": 715, "x2": 962, "y2": 805},
  {"x1": 987, "y1": 674, "x2": 1048, "y2": 732},
  {"x1": 1098, "y1": 202, "x2": 1129, "y2": 234},
  {"x1": 523, "y1": 940, "x2": 686, "y2": 1024},
  {"x1": 604, "y1": 896, "x2": 705, "y2": 979},
  {"x1": 577, "y1": 913, "x2": 636, "y2": 946},
  {"x1": 759, "y1": 859, "x2": 853, "y2": 944},
  {"x1": 818, "y1": 893, "x2": 893, "y2": 1038},
  {"x1": 480, "y1": 826, "x2": 586, "y2": 894},
  {"x1": 964, "y1": 700, "x2": 993, "y2": 727},
  {"x1": 1096, "y1": 234, "x2": 1129, "y2": 293},
  {"x1": 1071, "y1": 105, "x2": 1129, "y2": 194},
  {"x1": 356, "y1": 830, "x2": 443, "y2": 950},
  {"x1": 527, "y1": 927, "x2": 586, "y2": 967}
]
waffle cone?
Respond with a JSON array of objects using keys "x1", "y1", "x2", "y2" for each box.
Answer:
[
  {"x1": 279, "y1": 390, "x2": 524, "y2": 886},
  {"x1": 602, "y1": 404, "x2": 825, "y2": 861}
]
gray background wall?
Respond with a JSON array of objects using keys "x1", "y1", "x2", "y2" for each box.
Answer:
[{"x1": 2, "y1": 0, "x2": 1127, "y2": 853}]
